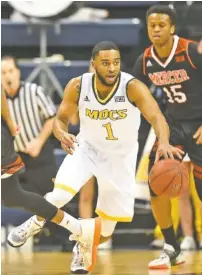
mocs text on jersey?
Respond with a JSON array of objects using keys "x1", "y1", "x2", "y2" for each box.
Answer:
[{"x1": 85, "y1": 108, "x2": 127, "y2": 121}]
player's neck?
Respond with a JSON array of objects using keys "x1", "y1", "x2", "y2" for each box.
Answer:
[
  {"x1": 95, "y1": 75, "x2": 119, "y2": 97},
  {"x1": 153, "y1": 36, "x2": 174, "y2": 59}
]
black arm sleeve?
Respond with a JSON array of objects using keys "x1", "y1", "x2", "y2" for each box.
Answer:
[
  {"x1": 131, "y1": 54, "x2": 150, "y2": 87},
  {"x1": 188, "y1": 42, "x2": 202, "y2": 73}
]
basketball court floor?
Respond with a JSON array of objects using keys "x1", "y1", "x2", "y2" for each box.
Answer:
[{"x1": 2, "y1": 249, "x2": 202, "y2": 275}]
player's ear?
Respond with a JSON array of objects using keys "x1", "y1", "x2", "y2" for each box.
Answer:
[
  {"x1": 89, "y1": 58, "x2": 95, "y2": 73},
  {"x1": 171, "y1": 25, "x2": 175, "y2": 35},
  {"x1": 91, "y1": 59, "x2": 96, "y2": 72}
]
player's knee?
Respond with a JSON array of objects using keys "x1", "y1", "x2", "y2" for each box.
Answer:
[
  {"x1": 45, "y1": 188, "x2": 74, "y2": 208},
  {"x1": 100, "y1": 218, "x2": 117, "y2": 237},
  {"x1": 80, "y1": 191, "x2": 94, "y2": 204}
]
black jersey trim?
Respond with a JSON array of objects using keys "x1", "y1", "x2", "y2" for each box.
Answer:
[
  {"x1": 126, "y1": 78, "x2": 137, "y2": 107},
  {"x1": 186, "y1": 41, "x2": 197, "y2": 69},
  {"x1": 92, "y1": 73, "x2": 121, "y2": 105}
]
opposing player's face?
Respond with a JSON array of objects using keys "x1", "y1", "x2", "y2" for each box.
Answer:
[
  {"x1": 93, "y1": 50, "x2": 121, "y2": 86},
  {"x1": 1, "y1": 59, "x2": 21, "y2": 96},
  {"x1": 147, "y1": 13, "x2": 175, "y2": 46}
]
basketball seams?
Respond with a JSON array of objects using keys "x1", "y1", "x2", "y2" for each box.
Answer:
[
  {"x1": 149, "y1": 164, "x2": 179, "y2": 184},
  {"x1": 150, "y1": 169, "x2": 180, "y2": 196},
  {"x1": 164, "y1": 172, "x2": 182, "y2": 197},
  {"x1": 149, "y1": 160, "x2": 188, "y2": 197}
]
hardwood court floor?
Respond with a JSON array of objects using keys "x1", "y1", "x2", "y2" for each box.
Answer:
[{"x1": 2, "y1": 249, "x2": 202, "y2": 275}]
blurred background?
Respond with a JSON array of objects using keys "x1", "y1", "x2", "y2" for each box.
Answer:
[{"x1": 1, "y1": 1, "x2": 202, "y2": 252}]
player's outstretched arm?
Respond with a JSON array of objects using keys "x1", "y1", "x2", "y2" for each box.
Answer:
[
  {"x1": 1, "y1": 88, "x2": 19, "y2": 136},
  {"x1": 53, "y1": 77, "x2": 80, "y2": 154},
  {"x1": 127, "y1": 79, "x2": 184, "y2": 161}
]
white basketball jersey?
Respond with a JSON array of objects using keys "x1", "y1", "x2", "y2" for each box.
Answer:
[{"x1": 78, "y1": 72, "x2": 141, "y2": 155}]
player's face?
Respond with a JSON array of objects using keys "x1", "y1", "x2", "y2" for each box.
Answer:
[
  {"x1": 92, "y1": 50, "x2": 121, "y2": 86},
  {"x1": 1, "y1": 59, "x2": 21, "y2": 96},
  {"x1": 147, "y1": 13, "x2": 175, "y2": 46}
]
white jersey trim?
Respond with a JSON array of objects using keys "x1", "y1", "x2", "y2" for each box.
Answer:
[{"x1": 151, "y1": 35, "x2": 179, "y2": 68}]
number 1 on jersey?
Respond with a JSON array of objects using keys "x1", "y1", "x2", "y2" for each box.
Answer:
[{"x1": 102, "y1": 122, "x2": 118, "y2": 140}]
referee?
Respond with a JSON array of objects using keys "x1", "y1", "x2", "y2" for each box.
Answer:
[{"x1": 1, "y1": 56, "x2": 57, "y2": 196}]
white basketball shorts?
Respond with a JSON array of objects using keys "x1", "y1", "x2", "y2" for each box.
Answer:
[{"x1": 54, "y1": 142, "x2": 138, "y2": 222}]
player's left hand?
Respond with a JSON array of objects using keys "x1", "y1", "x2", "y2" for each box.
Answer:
[
  {"x1": 24, "y1": 138, "x2": 43, "y2": 158},
  {"x1": 155, "y1": 143, "x2": 184, "y2": 162},
  {"x1": 193, "y1": 126, "x2": 202, "y2": 145}
]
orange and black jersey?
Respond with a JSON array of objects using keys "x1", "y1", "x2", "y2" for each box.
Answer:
[{"x1": 132, "y1": 35, "x2": 202, "y2": 120}]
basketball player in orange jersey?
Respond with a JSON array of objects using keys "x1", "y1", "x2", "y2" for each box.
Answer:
[
  {"x1": 132, "y1": 4, "x2": 202, "y2": 269},
  {"x1": 7, "y1": 41, "x2": 183, "y2": 274}
]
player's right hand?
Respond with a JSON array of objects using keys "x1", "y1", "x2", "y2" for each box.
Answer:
[
  {"x1": 60, "y1": 132, "x2": 77, "y2": 155},
  {"x1": 155, "y1": 143, "x2": 184, "y2": 162}
]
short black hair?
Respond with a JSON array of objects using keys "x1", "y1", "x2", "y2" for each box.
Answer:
[
  {"x1": 92, "y1": 41, "x2": 120, "y2": 60},
  {"x1": 146, "y1": 4, "x2": 177, "y2": 26},
  {"x1": 2, "y1": 56, "x2": 19, "y2": 69}
]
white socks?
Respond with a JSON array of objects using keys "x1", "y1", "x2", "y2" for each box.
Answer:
[
  {"x1": 59, "y1": 212, "x2": 81, "y2": 236},
  {"x1": 33, "y1": 213, "x2": 81, "y2": 236}
]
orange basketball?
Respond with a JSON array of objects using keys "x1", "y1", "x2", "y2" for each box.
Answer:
[{"x1": 149, "y1": 159, "x2": 189, "y2": 198}]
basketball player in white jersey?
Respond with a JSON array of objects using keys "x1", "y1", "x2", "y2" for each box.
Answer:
[{"x1": 7, "y1": 41, "x2": 184, "y2": 274}]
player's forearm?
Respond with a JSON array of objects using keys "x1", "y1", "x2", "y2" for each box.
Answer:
[
  {"x1": 53, "y1": 116, "x2": 69, "y2": 142},
  {"x1": 38, "y1": 117, "x2": 54, "y2": 147},
  {"x1": 1, "y1": 89, "x2": 17, "y2": 135},
  {"x1": 151, "y1": 115, "x2": 170, "y2": 144},
  {"x1": 1, "y1": 89, "x2": 10, "y2": 122},
  {"x1": 2, "y1": 107, "x2": 12, "y2": 128}
]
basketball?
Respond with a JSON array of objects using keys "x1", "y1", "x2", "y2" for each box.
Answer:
[{"x1": 149, "y1": 159, "x2": 189, "y2": 198}]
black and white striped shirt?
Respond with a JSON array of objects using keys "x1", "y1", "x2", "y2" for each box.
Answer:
[{"x1": 6, "y1": 82, "x2": 56, "y2": 152}]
